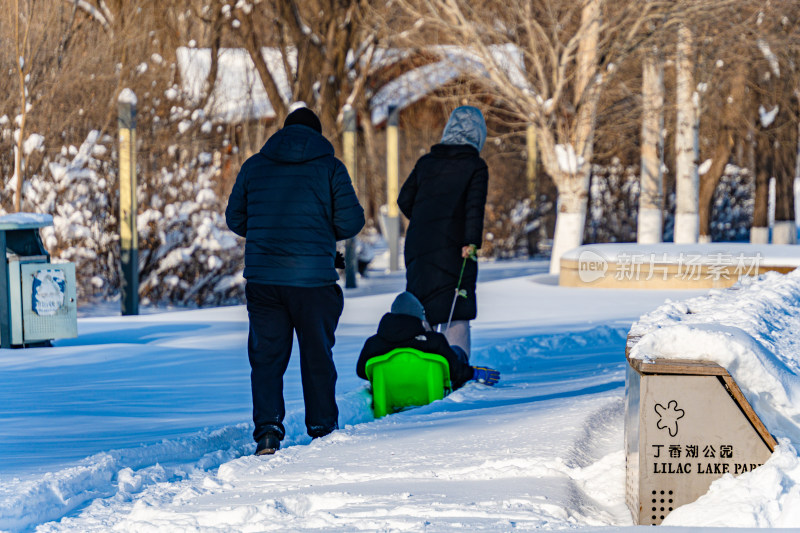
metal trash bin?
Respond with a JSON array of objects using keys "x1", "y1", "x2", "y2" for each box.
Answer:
[
  {"x1": 0, "y1": 214, "x2": 77, "y2": 348},
  {"x1": 625, "y1": 337, "x2": 776, "y2": 525}
]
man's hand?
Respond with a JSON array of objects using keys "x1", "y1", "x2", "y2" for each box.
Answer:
[{"x1": 462, "y1": 244, "x2": 477, "y2": 260}]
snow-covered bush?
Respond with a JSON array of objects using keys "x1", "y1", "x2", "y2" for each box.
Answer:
[
  {"x1": 711, "y1": 165, "x2": 753, "y2": 242},
  {"x1": 138, "y1": 150, "x2": 244, "y2": 307},
  {"x1": 585, "y1": 159, "x2": 640, "y2": 243},
  {"x1": 2, "y1": 123, "x2": 247, "y2": 308},
  {"x1": 583, "y1": 162, "x2": 752, "y2": 245},
  {"x1": 482, "y1": 196, "x2": 554, "y2": 258},
  {"x1": 19, "y1": 131, "x2": 119, "y2": 301}
]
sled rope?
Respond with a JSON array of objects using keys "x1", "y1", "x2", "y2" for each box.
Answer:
[{"x1": 445, "y1": 257, "x2": 468, "y2": 331}]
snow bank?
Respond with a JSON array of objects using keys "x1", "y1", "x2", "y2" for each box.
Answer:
[
  {"x1": 0, "y1": 425, "x2": 251, "y2": 532},
  {"x1": 663, "y1": 441, "x2": 800, "y2": 527},
  {"x1": 628, "y1": 269, "x2": 800, "y2": 526},
  {"x1": 0, "y1": 387, "x2": 374, "y2": 532}
]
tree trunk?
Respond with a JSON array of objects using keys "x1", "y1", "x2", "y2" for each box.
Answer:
[
  {"x1": 773, "y1": 206, "x2": 796, "y2": 244},
  {"x1": 14, "y1": 0, "x2": 28, "y2": 213},
  {"x1": 526, "y1": 124, "x2": 539, "y2": 203},
  {"x1": 356, "y1": 100, "x2": 377, "y2": 221},
  {"x1": 196, "y1": 1, "x2": 223, "y2": 112},
  {"x1": 547, "y1": 0, "x2": 601, "y2": 274},
  {"x1": 751, "y1": 133, "x2": 771, "y2": 243},
  {"x1": 638, "y1": 48, "x2": 664, "y2": 244},
  {"x1": 574, "y1": 0, "x2": 601, "y2": 108},
  {"x1": 526, "y1": 124, "x2": 542, "y2": 255},
  {"x1": 241, "y1": 16, "x2": 288, "y2": 122},
  {"x1": 550, "y1": 180, "x2": 590, "y2": 276},
  {"x1": 795, "y1": 121, "x2": 800, "y2": 236},
  {"x1": 12, "y1": 146, "x2": 22, "y2": 212},
  {"x1": 698, "y1": 63, "x2": 747, "y2": 242},
  {"x1": 772, "y1": 106, "x2": 797, "y2": 244},
  {"x1": 673, "y1": 22, "x2": 699, "y2": 243},
  {"x1": 697, "y1": 142, "x2": 731, "y2": 243}
]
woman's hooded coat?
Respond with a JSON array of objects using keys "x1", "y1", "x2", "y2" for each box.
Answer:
[{"x1": 397, "y1": 106, "x2": 489, "y2": 325}]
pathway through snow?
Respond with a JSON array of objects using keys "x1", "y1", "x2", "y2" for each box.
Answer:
[{"x1": 1, "y1": 262, "x2": 708, "y2": 531}]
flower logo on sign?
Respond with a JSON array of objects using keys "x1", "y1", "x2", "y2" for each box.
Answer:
[
  {"x1": 654, "y1": 400, "x2": 685, "y2": 437},
  {"x1": 32, "y1": 269, "x2": 67, "y2": 316}
]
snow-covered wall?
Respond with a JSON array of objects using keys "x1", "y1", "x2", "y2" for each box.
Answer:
[
  {"x1": 629, "y1": 270, "x2": 800, "y2": 442},
  {"x1": 628, "y1": 270, "x2": 800, "y2": 526}
]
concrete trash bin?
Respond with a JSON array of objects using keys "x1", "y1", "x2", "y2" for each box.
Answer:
[
  {"x1": 0, "y1": 214, "x2": 78, "y2": 348},
  {"x1": 625, "y1": 337, "x2": 776, "y2": 525}
]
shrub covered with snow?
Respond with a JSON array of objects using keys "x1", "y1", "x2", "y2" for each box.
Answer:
[
  {"x1": 137, "y1": 150, "x2": 244, "y2": 307},
  {"x1": 481, "y1": 196, "x2": 554, "y2": 258},
  {"x1": 585, "y1": 159, "x2": 640, "y2": 243},
  {"x1": 2, "y1": 125, "x2": 245, "y2": 307},
  {"x1": 710, "y1": 164, "x2": 754, "y2": 242},
  {"x1": 466, "y1": 158, "x2": 753, "y2": 261},
  {"x1": 20, "y1": 131, "x2": 119, "y2": 301}
]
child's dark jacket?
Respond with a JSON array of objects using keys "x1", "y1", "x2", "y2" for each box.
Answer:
[{"x1": 356, "y1": 312, "x2": 473, "y2": 389}]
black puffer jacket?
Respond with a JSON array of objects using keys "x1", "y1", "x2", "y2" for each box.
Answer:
[
  {"x1": 398, "y1": 143, "x2": 489, "y2": 324},
  {"x1": 356, "y1": 313, "x2": 473, "y2": 390},
  {"x1": 226, "y1": 124, "x2": 365, "y2": 287}
]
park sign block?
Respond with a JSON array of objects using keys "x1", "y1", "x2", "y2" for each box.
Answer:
[{"x1": 625, "y1": 339, "x2": 776, "y2": 525}]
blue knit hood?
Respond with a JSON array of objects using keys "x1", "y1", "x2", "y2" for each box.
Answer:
[{"x1": 440, "y1": 106, "x2": 487, "y2": 152}]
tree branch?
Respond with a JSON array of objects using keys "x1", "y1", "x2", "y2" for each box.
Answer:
[{"x1": 62, "y1": 0, "x2": 112, "y2": 34}]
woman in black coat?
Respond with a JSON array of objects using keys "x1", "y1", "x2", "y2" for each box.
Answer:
[{"x1": 397, "y1": 106, "x2": 489, "y2": 357}]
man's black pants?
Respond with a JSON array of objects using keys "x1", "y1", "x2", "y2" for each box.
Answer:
[{"x1": 246, "y1": 282, "x2": 344, "y2": 442}]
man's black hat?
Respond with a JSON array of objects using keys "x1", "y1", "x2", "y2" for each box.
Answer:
[{"x1": 284, "y1": 107, "x2": 322, "y2": 133}]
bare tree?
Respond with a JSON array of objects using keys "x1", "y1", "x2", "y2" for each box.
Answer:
[
  {"x1": 231, "y1": 0, "x2": 386, "y2": 143},
  {"x1": 673, "y1": 19, "x2": 700, "y2": 243},
  {"x1": 393, "y1": 0, "x2": 669, "y2": 272},
  {"x1": 12, "y1": 0, "x2": 34, "y2": 212},
  {"x1": 742, "y1": 3, "x2": 800, "y2": 244},
  {"x1": 697, "y1": 63, "x2": 748, "y2": 242},
  {"x1": 755, "y1": 100, "x2": 798, "y2": 245},
  {"x1": 9, "y1": 0, "x2": 67, "y2": 212},
  {"x1": 750, "y1": 123, "x2": 769, "y2": 243},
  {"x1": 638, "y1": 45, "x2": 664, "y2": 243},
  {"x1": 61, "y1": 0, "x2": 113, "y2": 34},
  {"x1": 674, "y1": 1, "x2": 772, "y2": 242},
  {"x1": 192, "y1": 0, "x2": 226, "y2": 112}
]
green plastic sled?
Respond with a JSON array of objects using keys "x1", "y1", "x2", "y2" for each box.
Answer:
[{"x1": 364, "y1": 347, "x2": 452, "y2": 418}]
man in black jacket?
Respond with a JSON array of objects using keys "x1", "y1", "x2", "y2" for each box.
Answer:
[
  {"x1": 357, "y1": 292, "x2": 499, "y2": 391},
  {"x1": 226, "y1": 107, "x2": 365, "y2": 456}
]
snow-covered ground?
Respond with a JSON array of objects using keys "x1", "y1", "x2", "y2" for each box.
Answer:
[{"x1": 0, "y1": 259, "x2": 796, "y2": 532}]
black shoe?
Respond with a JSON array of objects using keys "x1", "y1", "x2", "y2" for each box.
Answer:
[
  {"x1": 255, "y1": 433, "x2": 281, "y2": 456},
  {"x1": 308, "y1": 424, "x2": 338, "y2": 440}
]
